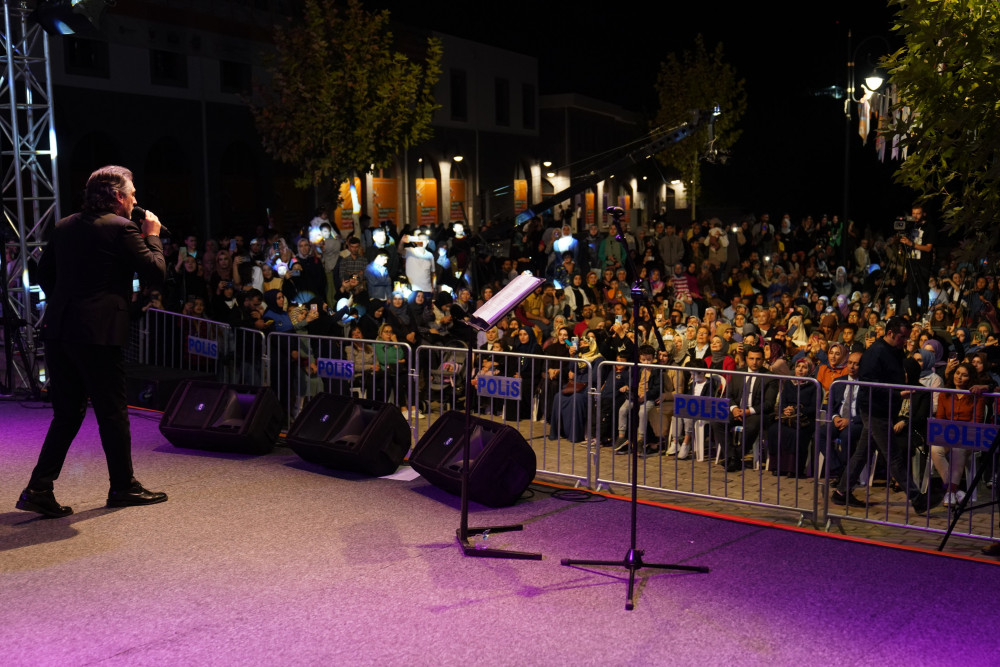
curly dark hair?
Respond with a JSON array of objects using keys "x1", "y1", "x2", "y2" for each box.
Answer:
[{"x1": 83, "y1": 165, "x2": 133, "y2": 215}]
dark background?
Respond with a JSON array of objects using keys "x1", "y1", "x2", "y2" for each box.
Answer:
[{"x1": 385, "y1": 1, "x2": 912, "y2": 233}]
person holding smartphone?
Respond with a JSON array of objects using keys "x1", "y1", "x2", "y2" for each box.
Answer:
[{"x1": 16, "y1": 166, "x2": 169, "y2": 517}]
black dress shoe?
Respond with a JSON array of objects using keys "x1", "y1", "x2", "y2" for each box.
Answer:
[
  {"x1": 831, "y1": 489, "x2": 868, "y2": 508},
  {"x1": 981, "y1": 543, "x2": 1000, "y2": 557},
  {"x1": 912, "y1": 490, "x2": 942, "y2": 515},
  {"x1": 107, "y1": 479, "x2": 168, "y2": 507},
  {"x1": 723, "y1": 458, "x2": 744, "y2": 473},
  {"x1": 16, "y1": 488, "x2": 73, "y2": 518}
]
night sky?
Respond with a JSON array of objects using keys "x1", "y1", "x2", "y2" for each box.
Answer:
[{"x1": 383, "y1": 1, "x2": 912, "y2": 232}]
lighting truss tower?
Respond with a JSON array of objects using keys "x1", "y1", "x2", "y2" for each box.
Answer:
[{"x1": 0, "y1": 0, "x2": 60, "y2": 392}]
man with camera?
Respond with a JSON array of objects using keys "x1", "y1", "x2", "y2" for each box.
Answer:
[
  {"x1": 16, "y1": 166, "x2": 169, "y2": 517},
  {"x1": 898, "y1": 204, "x2": 936, "y2": 318}
]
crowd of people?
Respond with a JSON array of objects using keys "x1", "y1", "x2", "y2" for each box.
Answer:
[{"x1": 133, "y1": 203, "x2": 1000, "y2": 549}]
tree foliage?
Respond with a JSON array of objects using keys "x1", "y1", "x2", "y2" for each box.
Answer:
[
  {"x1": 654, "y1": 35, "x2": 746, "y2": 204},
  {"x1": 250, "y1": 0, "x2": 442, "y2": 196},
  {"x1": 885, "y1": 0, "x2": 1000, "y2": 253}
]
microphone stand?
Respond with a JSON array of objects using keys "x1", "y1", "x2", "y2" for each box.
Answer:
[{"x1": 561, "y1": 207, "x2": 708, "y2": 610}]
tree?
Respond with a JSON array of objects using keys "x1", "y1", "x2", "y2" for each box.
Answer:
[
  {"x1": 885, "y1": 0, "x2": 1000, "y2": 254},
  {"x1": 654, "y1": 35, "x2": 746, "y2": 213},
  {"x1": 250, "y1": 0, "x2": 442, "y2": 204}
]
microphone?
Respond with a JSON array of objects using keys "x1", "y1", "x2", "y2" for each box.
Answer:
[{"x1": 131, "y1": 205, "x2": 171, "y2": 239}]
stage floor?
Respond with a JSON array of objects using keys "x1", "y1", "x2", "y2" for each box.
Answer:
[{"x1": 2, "y1": 402, "x2": 997, "y2": 665}]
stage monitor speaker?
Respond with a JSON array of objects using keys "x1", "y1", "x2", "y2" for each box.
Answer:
[
  {"x1": 159, "y1": 380, "x2": 282, "y2": 455},
  {"x1": 285, "y1": 393, "x2": 410, "y2": 477},
  {"x1": 409, "y1": 410, "x2": 536, "y2": 508}
]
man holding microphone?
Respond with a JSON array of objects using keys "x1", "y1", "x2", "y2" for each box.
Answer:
[{"x1": 16, "y1": 165, "x2": 169, "y2": 517}]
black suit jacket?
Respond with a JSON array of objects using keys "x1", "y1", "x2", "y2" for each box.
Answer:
[
  {"x1": 729, "y1": 368, "x2": 778, "y2": 419},
  {"x1": 38, "y1": 211, "x2": 166, "y2": 347},
  {"x1": 829, "y1": 378, "x2": 863, "y2": 426}
]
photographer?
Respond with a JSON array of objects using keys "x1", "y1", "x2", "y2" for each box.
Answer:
[{"x1": 898, "y1": 204, "x2": 936, "y2": 318}]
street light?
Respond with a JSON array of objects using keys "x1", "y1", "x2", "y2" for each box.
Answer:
[{"x1": 842, "y1": 30, "x2": 891, "y2": 269}]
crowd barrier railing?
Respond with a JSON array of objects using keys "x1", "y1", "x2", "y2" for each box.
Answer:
[
  {"x1": 140, "y1": 308, "x2": 237, "y2": 382},
  {"x1": 593, "y1": 361, "x2": 823, "y2": 525},
  {"x1": 266, "y1": 331, "x2": 414, "y2": 434},
  {"x1": 412, "y1": 344, "x2": 594, "y2": 487},
  {"x1": 822, "y1": 379, "x2": 999, "y2": 542},
  {"x1": 132, "y1": 324, "x2": 1000, "y2": 545}
]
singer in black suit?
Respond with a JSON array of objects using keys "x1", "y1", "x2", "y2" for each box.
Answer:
[{"x1": 16, "y1": 165, "x2": 169, "y2": 517}]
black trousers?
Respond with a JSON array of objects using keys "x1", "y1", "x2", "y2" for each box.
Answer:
[
  {"x1": 28, "y1": 340, "x2": 134, "y2": 491},
  {"x1": 906, "y1": 260, "x2": 931, "y2": 316},
  {"x1": 837, "y1": 414, "x2": 918, "y2": 500}
]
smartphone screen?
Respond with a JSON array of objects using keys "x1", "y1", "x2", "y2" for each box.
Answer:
[
  {"x1": 310, "y1": 304, "x2": 318, "y2": 313},
  {"x1": 229, "y1": 239, "x2": 237, "y2": 253},
  {"x1": 132, "y1": 275, "x2": 140, "y2": 293}
]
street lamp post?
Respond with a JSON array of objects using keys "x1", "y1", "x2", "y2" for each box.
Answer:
[{"x1": 842, "y1": 30, "x2": 888, "y2": 269}]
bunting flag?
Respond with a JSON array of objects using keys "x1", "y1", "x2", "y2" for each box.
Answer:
[
  {"x1": 891, "y1": 106, "x2": 901, "y2": 160},
  {"x1": 900, "y1": 106, "x2": 911, "y2": 159},
  {"x1": 876, "y1": 111, "x2": 887, "y2": 161},
  {"x1": 858, "y1": 93, "x2": 871, "y2": 145}
]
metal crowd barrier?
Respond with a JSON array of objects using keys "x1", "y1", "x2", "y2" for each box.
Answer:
[
  {"x1": 141, "y1": 308, "x2": 233, "y2": 381},
  {"x1": 412, "y1": 344, "x2": 594, "y2": 487},
  {"x1": 139, "y1": 308, "x2": 267, "y2": 385},
  {"x1": 131, "y1": 323, "x2": 1000, "y2": 546},
  {"x1": 232, "y1": 326, "x2": 267, "y2": 386},
  {"x1": 822, "y1": 380, "x2": 999, "y2": 542},
  {"x1": 267, "y1": 331, "x2": 413, "y2": 433},
  {"x1": 593, "y1": 361, "x2": 823, "y2": 525}
]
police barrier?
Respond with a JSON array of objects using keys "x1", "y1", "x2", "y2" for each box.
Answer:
[
  {"x1": 141, "y1": 308, "x2": 234, "y2": 381},
  {"x1": 131, "y1": 322, "x2": 1000, "y2": 544},
  {"x1": 412, "y1": 344, "x2": 594, "y2": 487},
  {"x1": 823, "y1": 379, "x2": 1000, "y2": 542},
  {"x1": 233, "y1": 327, "x2": 268, "y2": 386},
  {"x1": 593, "y1": 360, "x2": 822, "y2": 525},
  {"x1": 267, "y1": 331, "x2": 413, "y2": 434}
]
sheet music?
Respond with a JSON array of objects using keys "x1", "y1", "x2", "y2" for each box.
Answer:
[{"x1": 468, "y1": 272, "x2": 544, "y2": 332}]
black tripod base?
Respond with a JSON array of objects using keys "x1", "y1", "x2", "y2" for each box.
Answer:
[
  {"x1": 457, "y1": 524, "x2": 543, "y2": 560},
  {"x1": 561, "y1": 548, "x2": 709, "y2": 610}
]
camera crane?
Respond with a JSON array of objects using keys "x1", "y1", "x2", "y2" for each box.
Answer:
[{"x1": 514, "y1": 108, "x2": 720, "y2": 226}]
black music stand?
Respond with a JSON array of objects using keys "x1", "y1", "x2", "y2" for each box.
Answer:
[
  {"x1": 561, "y1": 207, "x2": 708, "y2": 609},
  {"x1": 457, "y1": 272, "x2": 543, "y2": 559}
]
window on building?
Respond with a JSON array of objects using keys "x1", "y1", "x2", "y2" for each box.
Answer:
[
  {"x1": 220, "y1": 60, "x2": 252, "y2": 95},
  {"x1": 450, "y1": 69, "x2": 467, "y2": 122},
  {"x1": 150, "y1": 49, "x2": 188, "y2": 88},
  {"x1": 495, "y1": 78, "x2": 510, "y2": 127},
  {"x1": 522, "y1": 83, "x2": 536, "y2": 130},
  {"x1": 63, "y1": 37, "x2": 109, "y2": 78}
]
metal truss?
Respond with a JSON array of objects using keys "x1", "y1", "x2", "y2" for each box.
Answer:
[{"x1": 0, "y1": 0, "x2": 60, "y2": 393}]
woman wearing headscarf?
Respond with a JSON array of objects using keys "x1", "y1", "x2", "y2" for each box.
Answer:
[
  {"x1": 563, "y1": 272, "x2": 591, "y2": 317},
  {"x1": 549, "y1": 329, "x2": 604, "y2": 443},
  {"x1": 262, "y1": 289, "x2": 321, "y2": 414},
  {"x1": 766, "y1": 356, "x2": 818, "y2": 477},
  {"x1": 506, "y1": 326, "x2": 544, "y2": 420},
  {"x1": 384, "y1": 291, "x2": 417, "y2": 345}
]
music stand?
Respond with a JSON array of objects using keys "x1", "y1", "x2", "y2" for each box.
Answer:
[
  {"x1": 561, "y1": 207, "x2": 708, "y2": 609},
  {"x1": 457, "y1": 272, "x2": 543, "y2": 559}
]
